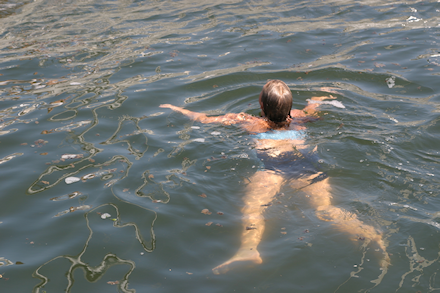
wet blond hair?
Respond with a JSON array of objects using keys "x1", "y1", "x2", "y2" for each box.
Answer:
[{"x1": 259, "y1": 80, "x2": 293, "y2": 123}]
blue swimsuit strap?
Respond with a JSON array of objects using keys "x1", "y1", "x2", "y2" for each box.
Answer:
[{"x1": 253, "y1": 129, "x2": 306, "y2": 140}]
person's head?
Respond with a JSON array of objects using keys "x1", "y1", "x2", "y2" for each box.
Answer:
[{"x1": 259, "y1": 80, "x2": 293, "y2": 123}]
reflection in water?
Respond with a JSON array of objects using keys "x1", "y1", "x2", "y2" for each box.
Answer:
[
  {"x1": 0, "y1": 257, "x2": 14, "y2": 267},
  {"x1": 397, "y1": 236, "x2": 440, "y2": 291},
  {"x1": 0, "y1": 152, "x2": 23, "y2": 164},
  {"x1": 100, "y1": 115, "x2": 149, "y2": 160},
  {"x1": 33, "y1": 203, "x2": 156, "y2": 293},
  {"x1": 27, "y1": 154, "x2": 131, "y2": 194},
  {"x1": 24, "y1": 94, "x2": 160, "y2": 290}
]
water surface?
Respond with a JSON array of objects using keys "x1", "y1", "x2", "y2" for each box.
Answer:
[{"x1": 1, "y1": 0, "x2": 440, "y2": 292}]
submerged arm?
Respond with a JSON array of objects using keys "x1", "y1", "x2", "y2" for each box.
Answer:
[
  {"x1": 288, "y1": 95, "x2": 336, "y2": 120},
  {"x1": 301, "y1": 95, "x2": 336, "y2": 116}
]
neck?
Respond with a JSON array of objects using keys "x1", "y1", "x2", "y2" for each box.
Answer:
[{"x1": 267, "y1": 117, "x2": 291, "y2": 129}]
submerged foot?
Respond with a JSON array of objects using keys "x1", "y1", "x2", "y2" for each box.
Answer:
[{"x1": 212, "y1": 249, "x2": 262, "y2": 275}]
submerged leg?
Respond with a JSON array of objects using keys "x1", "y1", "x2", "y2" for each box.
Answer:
[
  {"x1": 212, "y1": 170, "x2": 284, "y2": 275},
  {"x1": 300, "y1": 175, "x2": 390, "y2": 268}
]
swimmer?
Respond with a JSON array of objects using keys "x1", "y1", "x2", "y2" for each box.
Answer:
[{"x1": 160, "y1": 79, "x2": 389, "y2": 275}]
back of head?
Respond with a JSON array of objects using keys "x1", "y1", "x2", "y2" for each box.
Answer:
[{"x1": 259, "y1": 80, "x2": 293, "y2": 123}]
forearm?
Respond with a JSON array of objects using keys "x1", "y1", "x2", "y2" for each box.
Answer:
[
  {"x1": 159, "y1": 104, "x2": 204, "y2": 120},
  {"x1": 175, "y1": 108, "x2": 206, "y2": 121},
  {"x1": 302, "y1": 95, "x2": 335, "y2": 115},
  {"x1": 160, "y1": 104, "x2": 240, "y2": 124}
]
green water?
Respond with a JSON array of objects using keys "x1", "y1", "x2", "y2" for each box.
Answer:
[{"x1": 1, "y1": 0, "x2": 440, "y2": 292}]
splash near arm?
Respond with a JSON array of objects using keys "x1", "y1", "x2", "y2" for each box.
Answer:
[
  {"x1": 305, "y1": 99, "x2": 345, "y2": 109},
  {"x1": 302, "y1": 95, "x2": 344, "y2": 115}
]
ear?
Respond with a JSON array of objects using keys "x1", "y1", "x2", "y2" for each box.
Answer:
[{"x1": 259, "y1": 91, "x2": 265, "y2": 116}]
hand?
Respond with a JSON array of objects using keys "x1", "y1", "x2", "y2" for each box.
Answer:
[{"x1": 159, "y1": 104, "x2": 182, "y2": 111}]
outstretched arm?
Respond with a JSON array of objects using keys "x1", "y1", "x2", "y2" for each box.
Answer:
[
  {"x1": 289, "y1": 95, "x2": 336, "y2": 119},
  {"x1": 160, "y1": 104, "x2": 245, "y2": 125},
  {"x1": 160, "y1": 104, "x2": 205, "y2": 120},
  {"x1": 302, "y1": 95, "x2": 336, "y2": 116}
]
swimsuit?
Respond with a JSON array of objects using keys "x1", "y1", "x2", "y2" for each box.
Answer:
[
  {"x1": 253, "y1": 129, "x2": 328, "y2": 185},
  {"x1": 253, "y1": 129, "x2": 306, "y2": 140},
  {"x1": 256, "y1": 150, "x2": 328, "y2": 184}
]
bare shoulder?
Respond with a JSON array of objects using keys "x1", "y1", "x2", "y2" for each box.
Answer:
[
  {"x1": 196, "y1": 111, "x2": 270, "y2": 133},
  {"x1": 290, "y1": 109, "x2": 306, "y2": 118},
  {"x1": 214, "y1": 112, "x2": 255, "y2": 123},
  {"x1": 240, "y1": 115, "x2": 272, "y2": 133}
]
